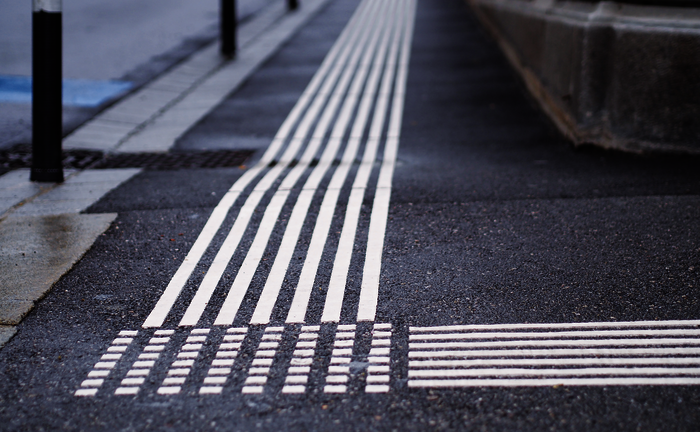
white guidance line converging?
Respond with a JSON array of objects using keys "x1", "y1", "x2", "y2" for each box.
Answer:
[{"x1": 142, "y1": 0, "x2": 417, "y2": 329}]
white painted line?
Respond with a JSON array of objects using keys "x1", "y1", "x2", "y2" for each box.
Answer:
[
  {"x1": 365, "y1": 385, "x2": 390, "y2": 393},
  {"x1": 326, "y1": 375, "x2": 349, "y2": 384},
  {"x1": 208, "y1": 368, "x2": 231, "y2": 376},
  {"x1": 219, "y1": 343, "x2": 242, "y2": 350},
  {"x1": 324, "y1": 385, "x2": 347, "y2": 393},
  {"x1": 121, "y1": 378, "x2": 145, "y2": 386},
  {"x1": 374, "y1": 323, "x2": 392, "y2": 330},
  {"x1": 291, "y1": 358, "x2": 313, "y2": 366},
  {"x1": 369, "y1": 348, "x2": 390, "y2": 356},
  {"x1": 302, "y1": 325, "x2": 320, "y2": 332},
  {"x1": 255, "y1": 350, "x2": 277, "y2": 358},
  {"x1": 258, "y1": 342, "x2": 279, "y2": 349},
  {"x1": 191, "y1": 329, "x2": 211, "y2": 335},
  {"x1": 94, "y1": 362, "x2": 117, "y2": 369},
  {"x1": 253, "y1": 359, "x2": 274, "y2": 366},
  {"x1": 410, "y1": 329, "x2": 700, "y2": 341},
  {"x1": 242, "y1": 386, "x2": 264, "y2": 394},
  {"x1": 409, "y1": 358, "x2": 700, "y2": 368},
  {"x1": 245, "y1": 376, "x2": 268, "y2": 385},
  {"x1": 157, "y1": 387, "x2": 181, "y2": 395},
  {"x1": 186, "y1": 336, "x2": 207, "y2": 343},
  {"x1": 293, "y1": 349, "x2": 315, "y2": 357},
  {"x1": 368, "y1": 365, "x2": 390, "y2": 373},
  {"x1": 144, "y1": 345, "x2": 165, "y2": 352},
  {"x1": 172, "y1": 360, "x2": 195, "y2": 367},
  {"x1": 357, "y1": 0, "x2": 417, "y2": 323},
  {"x1": 409, "y1": 347, "x2": 700, "y2": 358},
  {"x1": 222, "y1": 335, "x2": 245, "y2": 342},
  {"x1": 296, "y1": 342, "x2": 317, "y2": 349},
  {"x1": 212, "y1": 359, "x2": 235, "y2": 367},
  {"x1": 140, "y1": 353, "x2": 160, "y2": 360},
  {"x1": 331, "y1": 357, "x2": 351, "y2": 364},
  {"x1": 163, "y1": 377, "x2": 186, "y2": 385},
  {"x1": 368, "y1": 357, "x2": 390, "y2": 364},
  {"x1": 410, "y1": 338, "x2": 700, "y2": 350},
  {"x1": 115, "y1": 387, "x2": 139, "y2": 396},
  {"x1": 107, "y1": 346, "x2": 128, "y2": 353},
  {"x1": 249, "y1": 367, "x2": 271, "y2": 375},
  {"x1": 262, "y1": 334, "x2": 282, "y2": 341},
  {"x1": 101, "y1": 354, "x2": 122, "y2": 361},
  {"x1": 133, "y1": 361, "x2": 155, "y2": 368},
  {"x1": 168, "y1": 369, "x2": 191, "y2": 376},
  {"x1": 334, "y1": 340, "x2": 354, "y2": 348},
  {"x1": 285, "y1": 375, "x2": 309, "y2": 384},
  {"x1": 204, "y1": 377, "x2": 227, "y2": 385},
  {"x1": 409, "y1": 368, "x2": 700, "y2": 379},
  {"x1": 332, "y1": 349, "x2": 353, "y2": 357},
  {"x1": 119, "y1": 330, "x2": 138, "y2": 336},
  {"x1": 81, "y1": 379, "x2": 104, "y2": 387},
  {"x1": 335, "y1": 332, "x2": 356, "y2": 339},
  {"x1": 216, "y1": 352, "x2": 238, "y2": 358},
  {"x1": 372, "y1": 340, "x2": 390, "y2": 346},
  {"x1": 409, "y1": 378, "x2": 700, "y2": 387},
  {"x1": 154, "y1": 330, "x2": 175, "y2": 336},
  {"x1": 299, "y1": 333, "x2": 318, "y2": 340},
  {"x1": 113, "y1": 338, "x2": 133, "y2": 345},
  {"x1": 367, "y1": 376, "x2": 390, "y2": 383},
  {"x1": 127, "y1": 369, "x2": 150, "y2": 377},
  {"x1": 88, "y1": 370, "x2": 110, "y2": 378},
  {"x1": 200, "y1": 387, "x2": 223, "y2": 395},
  {"x1": 75, "y1": 389, "x2": 98, "y2": 397},
  {"x1": 181, "y1": 344, "x2": 203, "y2": 351},
  {"x1": 373, "y1": 331, "x2": 392, "y2": 338},
  {"x1": 338, "y1": 325, "x2": 357, "y2": 331},
  {"x1": 227, "y1": 327, "x2": 248, "y2": 333},
  {"x1": 178, "y1": 352, "x2": 199, "y2": 359},
  {"x1": 329, "y1": 366, "x2": 350, "y2": 374},
  {"x1": 289, "y1": 366, "x2": 311, "y2": 374},
  {"x1": 283, "y1": 385, "x2": 306, "y2": 394},
  {"x1": 410, "y1": 320, "x2": 700, "y2": 333},
  {"x1": 149, "y1": 337, "x2": 170, "y2": 344}
]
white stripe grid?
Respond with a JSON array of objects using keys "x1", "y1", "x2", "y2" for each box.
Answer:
[
  {"x1": 366, "y1": 323, "x2": 391, "y2": 393},
  {"x1": 141, "y1": 0, "x2": 417, "y2": 330},
  {"x1": 156, "y1": 329, "x2": 210, "y2": 395},
  {"x1": 199, "y1": 327, "x2": 247, "y2": 395},
  {"x1": 241, "y1": 327, "x2": 284, "y2": 394},
  {"x1": 282, "y1": 325, "x2": 319, "y2": 394},
  {"x1": 324, "y1": 324, "x2": 357, "y2": 393},
  {"x1": 408, "y1": 323, "x2": 700, "y2": 388},
  {"x1": 75, "y1": 330, "x2": 138, "y2": 397}
]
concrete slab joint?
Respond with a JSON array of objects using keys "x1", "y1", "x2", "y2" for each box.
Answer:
[{"x1": 468, "y1": 0, "x2": 700, "y2": 154}]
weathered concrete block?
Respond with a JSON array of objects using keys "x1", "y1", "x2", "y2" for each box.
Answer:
[{"x1": 469, "y1": 0, "x2": 700, "y2": 153}]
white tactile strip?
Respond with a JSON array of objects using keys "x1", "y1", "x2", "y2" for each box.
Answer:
[
  {"x1": 324, "y1": 325, "x2": 356, "y2": 393},
  {"x1": 75, "y1": 330, "x2": 137, "y2": 397},
  {"x1": 141, "y1": 0, "x2": 417, "y2": 329},
  {"x1": 282, "y1": 325, "x2": 319, "y2": 394},
  {"x1": 75, "y1": 324, "x2": 396, "y2": 397},
  {"x1": 241, "y1": 326, "x2": 283, "y2": 394},
  {"x1": 199, "y1": 327, "x2": 247, "y2": 395},
  {"x1": 366, "y1": 323, "x2": 392, "y2": 393},
  {"x1": 408, "y1": 320, "x2": 700, "y2": 387}
]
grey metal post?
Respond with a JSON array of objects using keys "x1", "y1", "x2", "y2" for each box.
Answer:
[{"x1": 32, "y1": 0, "x2": 64, "y2": 182}]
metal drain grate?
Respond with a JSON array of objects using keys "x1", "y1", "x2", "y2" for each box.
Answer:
[{"x1": 0, "y1": 145, "x2": 254, "y2": 170}]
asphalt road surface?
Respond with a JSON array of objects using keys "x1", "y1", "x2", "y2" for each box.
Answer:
[{"x1": 2, "y1": 0, "x2": 700, "y2": 430}]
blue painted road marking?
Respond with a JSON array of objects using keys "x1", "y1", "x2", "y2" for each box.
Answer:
[{"x1": 0, "y1": 75, "x2": 133, "y2": 107}]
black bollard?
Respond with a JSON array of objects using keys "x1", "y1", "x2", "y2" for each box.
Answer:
[
  {"x1": 221, "y1": 0, "x2": 237, "y2": 58},
  {"x1": 31, "y1": 0, "x2": 64, "y2": 182}
]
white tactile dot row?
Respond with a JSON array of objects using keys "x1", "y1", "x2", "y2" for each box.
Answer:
[
  {"x1": 157, "y1": 329, "x2": 210, "y2": 395},
  {"x1": 75, "y1": 330, "x2": 138, "y2": 397},
  {"x1": 242, "y1": 327, "x2": 283, "y2": 394},
  {"x1": 282, "y1": 325, "x2": 319, "y2": 394},
  {"x1": 199, "y1": 327, "x2": 247, "y2": 395},
  {"x1": 114, "y1": 329, "x2": 173, "y2": 396},
  {"x1": 366, "y1": 323, "x2": 391, "y2": 393},
  {"x1": 324, "y1": 324, "x2": 357, "y2": 393}
]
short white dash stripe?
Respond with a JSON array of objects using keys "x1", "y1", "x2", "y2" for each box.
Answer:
[
  {"x1": 408, "y1": 368, "x2": 700, "y2": 378},
  {"x1": 408, "y1": 347, "x2": 700, "y2": 358},
  {"x1": 409, "y1": 357, "x2": 700, "y2": 368},
  {"x1": 409, "y1": 320, "x2": 700, "y2": 333},
  {"x1": 409, "y1": 329, "x2": 700, "y2": 340}
]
